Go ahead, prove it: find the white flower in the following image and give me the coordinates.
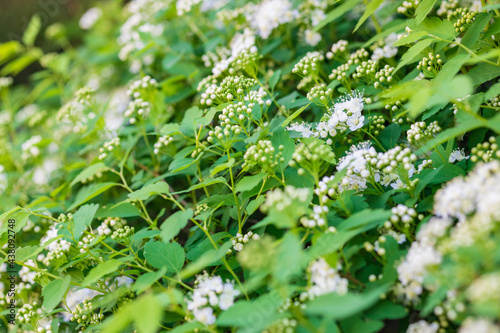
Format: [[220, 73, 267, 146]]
[[459, 318, 500, 333], [246, 0, 299, 39], [79, 7, 102, 30], [406, 320, 439, 333], [449, 148, 469, 163], [307, 258, 348, 297], [304, 29, 322, 46]]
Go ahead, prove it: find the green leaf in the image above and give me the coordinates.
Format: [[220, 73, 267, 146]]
[[458, 13, 492, 53], [16, 245, 45, 262], [468, 63, 500, 86], [83, 259, 123, 286], [315, 0, 362, 31], [216, 293, 285, 332], [95, 202, 142, 218], [70, 163, 107, 187], [144, 241, 185, 274], [171, 177, 228, 194], [365, 301, 408, 320], [170, 322, 206, 333], [354, 0, 384, 32], [235, 173, 266, 193], [415, 0, 437, 24], [394, 38, 434, 73], [270, 129, 295, 168], [133, 294, 163, 333], [181, 241, 232, 279], [68, 182, 118, 211], [281, 102, 311, 129], [305, 284, 390, 319], [269, 69, 281, 91], [132, 267, 167, 294], [42, 276, 71, 311], [160, 209, 194, 242], [73, 203, 99, 240], [22, 15, 41, 47], [379, 124, 401, 149], [273, 233, 304, 283], [128, 181, 170, 201]]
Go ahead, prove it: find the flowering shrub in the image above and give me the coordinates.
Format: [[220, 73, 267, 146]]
[[2, 0, 500, 332]]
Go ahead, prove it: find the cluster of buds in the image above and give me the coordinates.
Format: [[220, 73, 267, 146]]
[[42, 239, 71, 266], [74, 86, 95, 105], [417, 53, 442, 78], [373, 146, 417, 174], [384, 204, 423, 230], [290, 140, 336, 177], [70, 300, 104, 326], [207, 124, 244, 148], [262, 317, 298, 333], [306, 84, 333, 107], [191, 142, 208, 158], [385, 98, 407, 113], [99, 137, 120, 160], [78, 234, 96, 253], [124, 98, 150, 124], [487, 95, 500, 108], [126, 76, 158, 99], [437, 0, 458, 17], [202, 47, 231, 68], [326, 40, 348, 60], [364, 236, 387, 256], [202, 75, 257, 106], [374, 65, 396, 88], [244, 87, 271, 106], [369, 115, 386, 135], [397, 0, 420, 16], [407, 121, 441, 148], [417, 159, 434, 173], [231, 231, 260, 252], [231, 50, 261, 76], [219, 102, 254, 127], [314, 174, 340, 203], [111, 226, 135, 240], [449, 8, 478, 33], [329, 63, 350, 86], [194, 203, 209, 215], [154, 135, 174, 155], [96, 217, 126, 236], [347, 48, 369, 65], [17, 303, 41, 326], [292, 51, 324, 78], [353, 60, 378, 83], [300, 205, 329, 228], [261, 186, 310, 213], [117, 291, 136, 308], [471, 137, 500, 163], [242, 140, 284, 173]]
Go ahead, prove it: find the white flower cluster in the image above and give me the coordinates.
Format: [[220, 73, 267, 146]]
[[337, 141, 376, 192], [187, 273, 240, 325], [231, 231, 260, 252], [449, 148, 469, 163], [0, 76, 13, 89], [307, 258, 348, 298], [371, 33, 399, 62], [406, 320, 439, 333], [209, 29, 258, 78], [373, 146, 419, 189], [79, 7, 102, 30], [246, 0, 299, 39], [118, 0, 168, 65], [99, 137, 120, 160], [21, 135, 42, 160], [287, 91, 366, 141], [385, 204, 422, 229], [458, 317, 500, 333]]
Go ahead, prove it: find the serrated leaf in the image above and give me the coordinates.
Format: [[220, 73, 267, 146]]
[[128, 181, 170, 201], [70, 163, 107, 187], [354, 0, 385, 32], [379, 123, 401, 149], [160, 209, 193, 242], [394, 38, 434, 73], [144, 241, 185, 274], [132, 267, 167, 294], [42, 276, 71, 311], [73, 203, 99, 240], [68, 183, 118, 211], [171, 177, 228, 195], [235, 173, 266, 193], [415, 0, 437, 24], [83, 259, 123, 286]]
